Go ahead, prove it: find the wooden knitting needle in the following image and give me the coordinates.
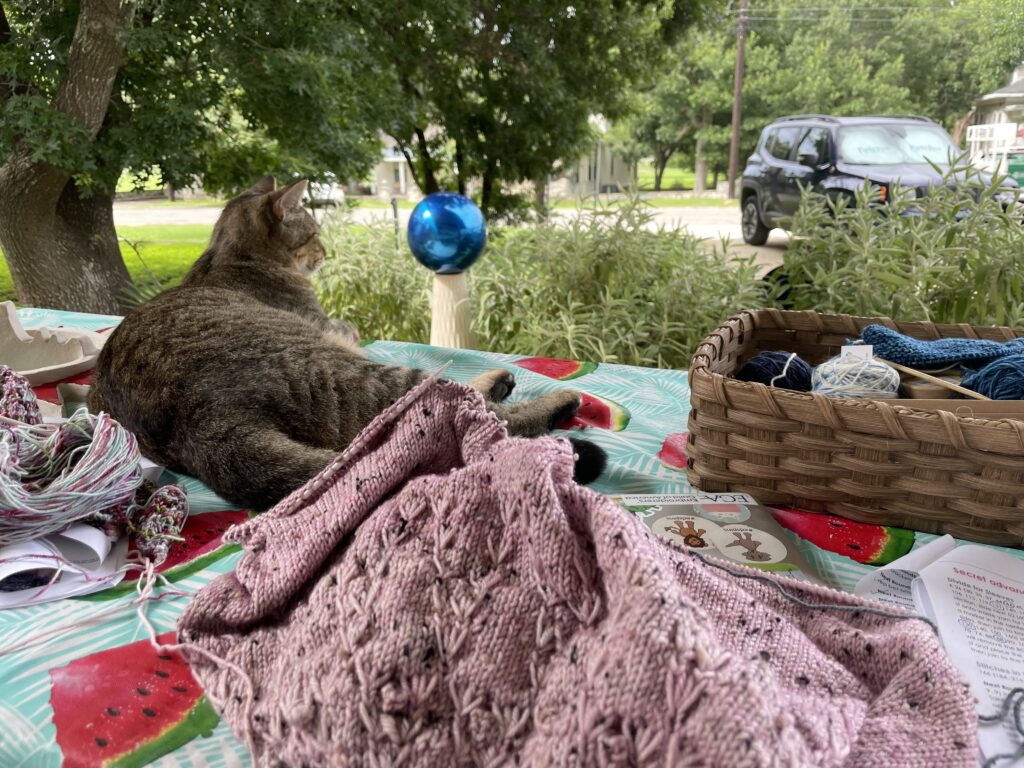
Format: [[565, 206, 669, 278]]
[[875, 357, 991, 401]]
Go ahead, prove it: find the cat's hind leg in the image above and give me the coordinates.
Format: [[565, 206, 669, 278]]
[[189, 426, 337, 511], [490, 390, 581, 438], [469, 368, 516, 402]]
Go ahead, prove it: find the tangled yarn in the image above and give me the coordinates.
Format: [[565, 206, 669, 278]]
[[812, 356, 901, 399], [961, 354, 1024, 400], [736, 351, 813, 391], [861, 325, 1024, 370], [0, 366, 41, 425], [0, 408, 143, 546]]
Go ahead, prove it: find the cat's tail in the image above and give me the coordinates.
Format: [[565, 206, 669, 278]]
[[567, 438, 607, 485]]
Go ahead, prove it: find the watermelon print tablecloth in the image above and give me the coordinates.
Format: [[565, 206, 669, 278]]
[[2, 307, 1022, 767]]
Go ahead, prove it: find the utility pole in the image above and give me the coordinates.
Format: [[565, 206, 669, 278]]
[[726, 0, 748, 199]]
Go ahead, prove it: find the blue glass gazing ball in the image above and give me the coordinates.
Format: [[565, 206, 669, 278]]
[[407, 193, 487, 274]]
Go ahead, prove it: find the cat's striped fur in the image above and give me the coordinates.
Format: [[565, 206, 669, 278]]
[[90, 177, 604, 509]]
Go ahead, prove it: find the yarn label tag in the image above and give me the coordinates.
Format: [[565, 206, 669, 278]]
[[841, 344, 873, 361]]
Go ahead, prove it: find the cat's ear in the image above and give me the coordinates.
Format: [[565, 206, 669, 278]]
[[270, 179, 308, 220], [248, 175, 277, 195]]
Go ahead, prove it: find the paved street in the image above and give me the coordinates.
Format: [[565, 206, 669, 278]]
[[113, 200, 788, 273]]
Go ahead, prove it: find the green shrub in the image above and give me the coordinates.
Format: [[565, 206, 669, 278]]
[[315, 201, 767, 369], [780, 164, 1024, 327], [315, 214, 433, 344]]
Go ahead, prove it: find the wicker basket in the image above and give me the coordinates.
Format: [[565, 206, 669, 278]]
[[687, 308, 1024, 546]]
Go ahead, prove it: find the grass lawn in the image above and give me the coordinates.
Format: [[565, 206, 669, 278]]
[[636, 161, 701, 192], [0, 191, 735, 304], [121, 198, 226, 208], [346, 198, 417, 209], [0, 224, 212, 304]]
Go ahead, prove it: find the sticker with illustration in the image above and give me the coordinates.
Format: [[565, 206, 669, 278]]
[[611, 493, 822, 583]]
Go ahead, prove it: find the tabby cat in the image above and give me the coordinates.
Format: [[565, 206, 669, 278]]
[[90, 176, 605, 510]]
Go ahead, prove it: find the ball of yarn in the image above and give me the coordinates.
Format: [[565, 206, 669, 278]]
[[961, 354, 1024, 400], [0, 408, 143, 546], [0, 366, 41, 425], [735, 351, 813, 392], [811, 356, 901, 399]]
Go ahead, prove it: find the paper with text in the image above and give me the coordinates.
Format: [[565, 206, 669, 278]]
[[853, 534, 956, 609], [911, 546, 1024, 760]]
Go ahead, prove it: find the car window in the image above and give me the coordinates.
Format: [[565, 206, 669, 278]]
[[795, 128, 830, 166], [837, 124, 957, 165], [766, 127, 803, 161]]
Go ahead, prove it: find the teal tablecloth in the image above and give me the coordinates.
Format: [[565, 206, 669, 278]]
[[1, 307, 1020, 767]]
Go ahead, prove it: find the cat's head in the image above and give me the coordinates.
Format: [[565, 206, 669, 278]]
[[212, 175, 326, 277]]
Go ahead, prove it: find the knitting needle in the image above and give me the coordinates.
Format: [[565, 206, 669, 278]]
[[875, 358, 991, 401]]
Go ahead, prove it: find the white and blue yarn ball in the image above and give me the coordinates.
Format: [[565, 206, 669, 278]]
[[811, 356, 901, 399]]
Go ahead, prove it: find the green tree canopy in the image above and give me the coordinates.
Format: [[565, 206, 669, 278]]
[[618, 0, 1024, 190], [0, 0, 392, 311], [1, 0, 707, 310], [354, 1, 704, 216]]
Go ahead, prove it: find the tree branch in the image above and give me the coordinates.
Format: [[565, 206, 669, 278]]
[[391, 135, 425, 193], [0, 1, 14, 107], [1, 0, 131, 200], [414, 126, 439, 194], [52, 0, 133, 140]]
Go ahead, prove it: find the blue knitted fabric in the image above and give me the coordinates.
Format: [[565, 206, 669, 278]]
[[860, 324, 1024, 370]]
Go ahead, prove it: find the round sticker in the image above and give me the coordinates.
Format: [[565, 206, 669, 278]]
[[693, 502, 751, 524], [652, 515, 723, 550], [711, 525, 788, 564]]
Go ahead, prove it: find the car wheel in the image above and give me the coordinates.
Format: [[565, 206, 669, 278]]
[[742, 196, 770, 245]]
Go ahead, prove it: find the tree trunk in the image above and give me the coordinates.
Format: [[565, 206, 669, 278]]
[[0, 0, 132, 312], [653, 149, 672, 191], [480, 161, 496, 218], [694, 112, 711, 193], [712, 168, 720, 189], [454, 138, 467, 196], [414, 127, 440, 195], [533, 175, 548, 219], [694, 149, 708, 193], [0, 182, 128, 312], [951, 107, 976, 147]]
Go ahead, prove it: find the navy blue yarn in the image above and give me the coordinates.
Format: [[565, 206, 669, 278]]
[[861, 325, 1024, 370], [960, 354, 1024, 400], [735, 350, 813, 391]]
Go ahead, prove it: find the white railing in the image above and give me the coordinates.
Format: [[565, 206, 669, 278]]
[[967, 123, 1021, 174]]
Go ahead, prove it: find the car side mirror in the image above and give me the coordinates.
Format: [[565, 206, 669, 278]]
[[798, 151, 819, 168]]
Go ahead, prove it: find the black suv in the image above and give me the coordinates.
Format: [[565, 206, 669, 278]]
[[739, 115, 1013, 244]]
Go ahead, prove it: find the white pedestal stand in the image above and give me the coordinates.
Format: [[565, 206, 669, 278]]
[[430, 272, 475, 349]]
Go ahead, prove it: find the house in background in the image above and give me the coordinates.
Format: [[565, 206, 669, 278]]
[[368, 143, 417, 198], [356, 133, 635, 201], [966, 65, 1024, 176], [548, 140, 637, 198]]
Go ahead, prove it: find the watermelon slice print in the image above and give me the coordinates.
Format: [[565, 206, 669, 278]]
[[49, 631, 218, 768], [558, 392, 631, 432], [770, 506, 915, 565], [513, 357, 597, 381], [658, 432, 688, 470], [81, 509, 247, 602]]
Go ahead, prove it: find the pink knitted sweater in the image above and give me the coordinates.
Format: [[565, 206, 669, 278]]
[[179, 378, 978, 767]]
